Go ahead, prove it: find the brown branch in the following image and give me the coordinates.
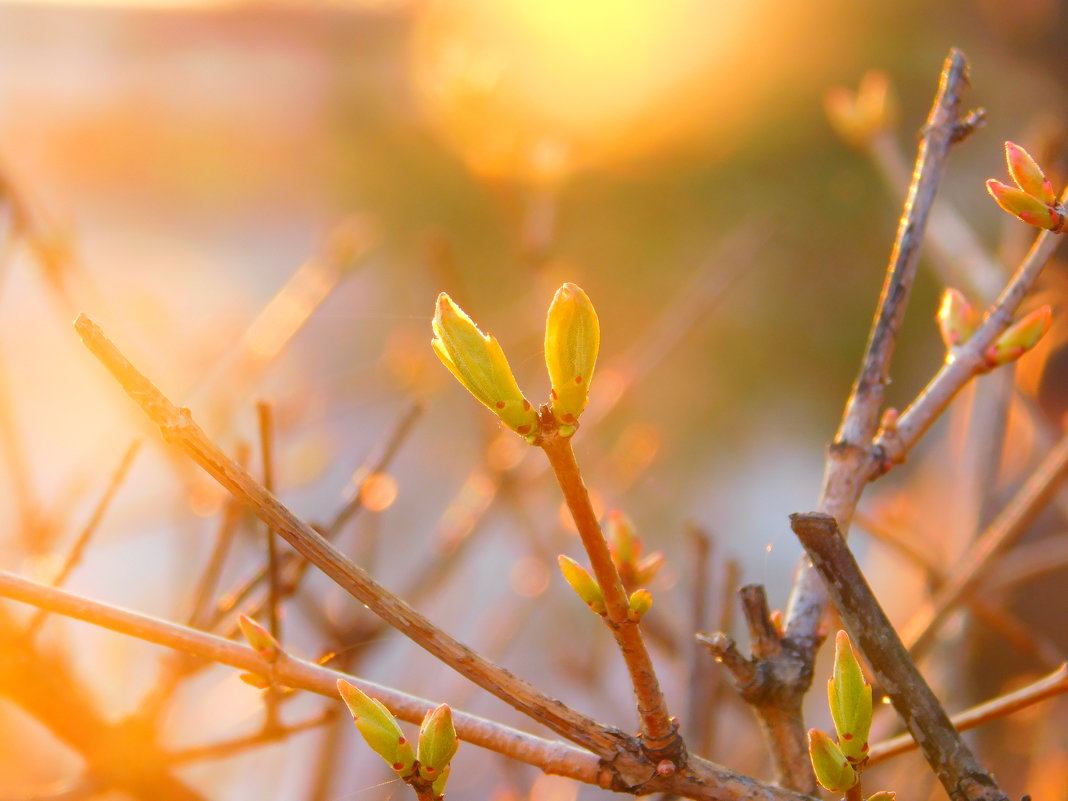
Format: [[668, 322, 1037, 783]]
[[0, 569, 819, 801], [683, 524, 717, 755], [539, 424, 682, 763], [786, 47, 973, 648], [72, 313, 634, 763], [790, 512, 1010, 801], [700, 586, 814, 790], [867, 662, 1068, 766], [874, 225, 1063, 467], [900, 428, 1068, 658]]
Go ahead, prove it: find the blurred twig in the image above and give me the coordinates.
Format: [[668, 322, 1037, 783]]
[[866, 662, 1068, 766], [0, 569, 819, 801], [25, 440, 141, 638], [900, 429, 1068, 659]]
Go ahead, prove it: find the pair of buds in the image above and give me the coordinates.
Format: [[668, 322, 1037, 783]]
[[338, 681, 458, 800], [807, 631, 895, 800], [987, 142, 1065, 233], [937, 288, 1052, 371], [432, 283, 599, 440]]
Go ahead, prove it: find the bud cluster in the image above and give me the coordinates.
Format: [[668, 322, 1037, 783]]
[[431, 283, 599, 441], [987, 141, 1065, 232], [558, 511, 663, 622], [338, 681, 459, 800], [934, 287, 1051, 371]]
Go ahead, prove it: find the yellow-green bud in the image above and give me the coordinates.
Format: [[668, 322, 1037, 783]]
[[808, 728, 857, 793], [866, 792, 896, 801], [936, 288, 977, 351], [431, 762, 451, 800], [238, 672, 271, 689], [545, 283, 599, 435], [337, 680, 416, 777], [558, 555, 606, 615], [431, 292, 538, 440], [238, 614, 281, 663], [984, 305, 1052, 370], [607, 510, 640, 567], [627, 588, 652, 621], [828, 630, 872, 765], [417, 703, 459, 782]]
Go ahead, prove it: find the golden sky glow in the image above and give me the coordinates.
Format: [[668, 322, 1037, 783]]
[[411, 0, 763, 178]]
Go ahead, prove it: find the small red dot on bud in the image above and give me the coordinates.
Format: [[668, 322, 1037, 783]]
[[843, 733, 853, 740], [398, 737, 407, 745], [656, 759, 676, 777], [516, 424, 531, 435], [523, 400, 531, 410], [496, 401, 505, 409], [424, 766, 437, 775], [550, 389, 558, 400], [392, 763, 404, 770], [562, 413, 575, 423], [861, 742, 869, 752], [575, 375, 584, 384]]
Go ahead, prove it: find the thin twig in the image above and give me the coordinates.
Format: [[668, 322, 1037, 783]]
[[874, 221, 1064, 466], [856, 509, 1065, 668], [866, 662, 1068, 766], [26, 441, 141, 638], [790, 512, 1010, 801], [900, 429, 1068, 658], [0, 569, 819, 801], [72, 314, 640, 765], [166, 709, 337, 765], [786, 47, 973, 647], [256, 400, 281, 643], [683, 524, 716, 754], [538, 422, 682, 763]]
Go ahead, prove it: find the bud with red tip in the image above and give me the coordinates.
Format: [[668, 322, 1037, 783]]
[[417, 703, 459, 783], [238, 614, 281, 663], [627, 589, 653, 621], [337, 680, 416, 778], [983, 305, 1052, 370], [808, 728, 858, 793], [987, 141, 1065, 232]]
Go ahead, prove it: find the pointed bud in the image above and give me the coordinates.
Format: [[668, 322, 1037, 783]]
[[937, 288, 978, 350], [417, 703, 459, 782], [627, 588, 653, 621], [984, 305, 1052, 369], [633, 552, 665, 586], [337, 680, 416, 777], [431, 762, 451, 800], [828, 631, 872, 765], [824, 71, 895, 147], [545, 283, 600, 435], [986, 180, 1065, 231], [238, 614, 281, 663], [607, 510, 641, 569], [557, 555, 606, 615], [808, 729, 857, 793], [866, 793, 897, 801], [431, 293, 538, 440], [1005, 142, 1055, 204], [238, 672, 271, 689]]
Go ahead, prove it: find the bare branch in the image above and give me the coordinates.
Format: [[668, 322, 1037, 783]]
[[0, 569, 820, 801], [790, 512, 1010, 801]]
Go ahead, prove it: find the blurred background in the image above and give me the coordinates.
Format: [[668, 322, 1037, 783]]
[[1, 0, 1066, 799]]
